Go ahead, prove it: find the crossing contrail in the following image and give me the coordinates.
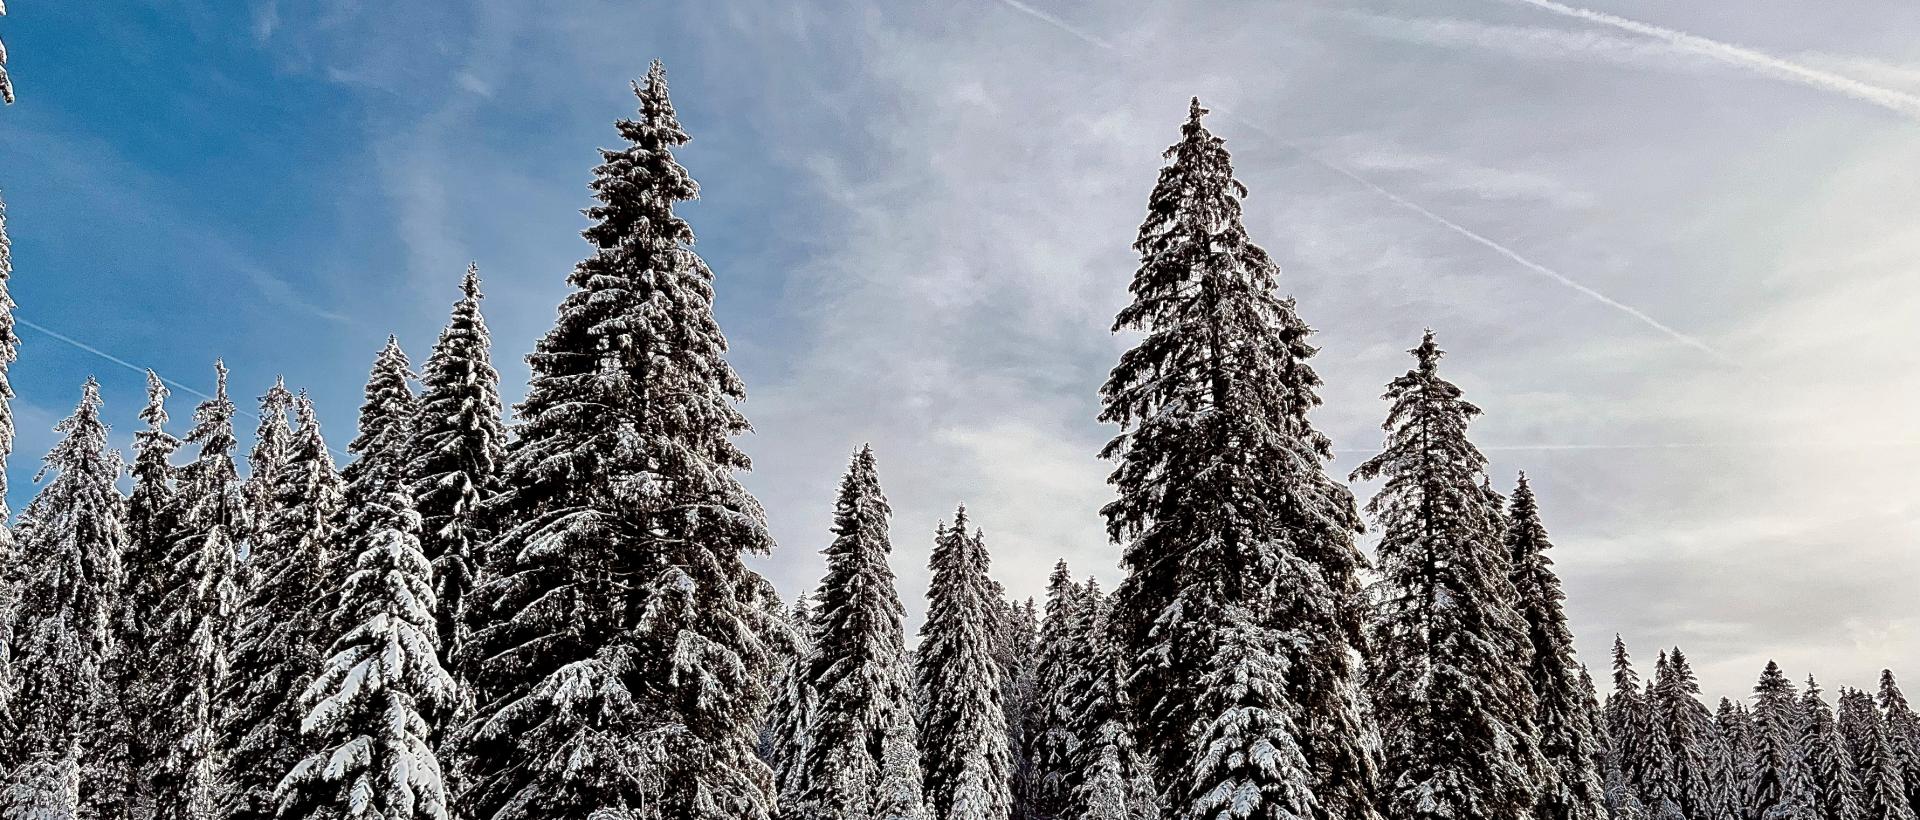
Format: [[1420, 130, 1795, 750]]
[[990, 0, 1732, 363], [1498, 0, 1920, 121], [16, 316, 218, 402]]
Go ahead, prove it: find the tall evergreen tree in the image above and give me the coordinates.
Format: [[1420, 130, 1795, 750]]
[[243, 377, 294, 546], [1858, 712, 1916, 820], [1099, 98, 1375, 820], [1877, 673, 1920, 817], [1027, 562, 1081, 820], [1716, 698, 1758, 820], [408, 263, 505, 676], [1634, 665, 1675, 811], [457, 61, 779, 820], [1607, 637, 1651, 812], [215, 394, 343, 820], [120, 371, 180, 820], [1650, 648, 1714, 817], [1839, 689, 1884, 791], [276, 479, 454, 820], [150, 363, 247, 820], [0, 189, 21, 757], [767, 593, 815, 809], [1751, 662, 1816, 820], [996, 595, 1039, 820], [1061, 580, 1153, 820], [914, 510, 1010, 820], [339, 337, 416, 562], [1804, 677, 1863, 820], [1354, 331, 1544, 820], [790, 446, 920, 820], [1507, 474, 1607, 820], [9, 380, 124, 814]]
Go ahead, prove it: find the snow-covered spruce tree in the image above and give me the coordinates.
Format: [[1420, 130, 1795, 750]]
[[243, 377, 294, 547], [1858, 712, 1917, 820], [790, 446, 921, 820], [1650, 648, 1715, 817], [1635, 666, 1675, 811], [1354, 331, 1545, 820], [1877, 672, 1920, 816], [10, 380, 125, 810], [0, 756, 78, 820], [0, 192, 17, 524], [275, 481, 454, 820], [215, 394, 343, 820], [1716, 698, 1758, 820], [1507, 474, 1607, 820], [1062, 580, 1153, 820], [338, 336, 417, 574], [876, 716, 932, 820], [1803, 677, 1863, 820], [767, 592, 815, 808], [408, 263, 505, 679], [0, 191, 21, 754], [1752, 662, 1816, 820], [914, 510, 1010, 820], [1027, 561, 1081, 820], [120, 370, 181, 820], [997, 595, 1039, 820], [1099, 97, 1375, 820], [455, 61, 779, 820], [1839, 689, 1883, 791], [149, 362, 248, 820]]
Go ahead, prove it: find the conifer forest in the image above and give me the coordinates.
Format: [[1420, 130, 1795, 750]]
[[0, 7, 1916, 820]]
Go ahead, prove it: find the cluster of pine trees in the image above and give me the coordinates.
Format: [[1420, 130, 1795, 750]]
[[0, 57, 1909, 820]]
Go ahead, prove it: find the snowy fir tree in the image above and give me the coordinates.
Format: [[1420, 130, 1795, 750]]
[[1099, 97, 1374, 820], [337, 336, 417, 581], [215, 394, 343, 820], [1634, 661, 1676, 810], [1715, 698, 1758, 820], [274, 483, 454, 820], [1353, 331, 1544, 820], [1506, 474, 1607, 820], [149, 363, 247, 820], [456, 61, 778, 820], [874, 717, 931, 820], [1060, 581, 1152, 820], [1877, 672, 1920, 816], [766, 593, 815, 809], [1838, 689, 1884, 792], [119, 370, 180, 820], [0, 192, 17, 527], [243, 377, 294, 546], [789, 446, 920, 820], [1, 756, 78, 820], [1751, 662, 1816, 820], [1650, 648, 1714, 816], [993, 595, 1037, 820], [914, 511, 1011, 820], [407, 263, 505, 676], [1026, 562, 1081, 820], [9, 380, 124, 815], [1856, 712, 1916, 820], [1803, 678, 1863, 820]]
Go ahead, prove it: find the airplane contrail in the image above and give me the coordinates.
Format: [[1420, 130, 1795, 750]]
[[990, 0, 1732, 363], [16, 316, 218, 403], [1498, 0, 1920, 121]]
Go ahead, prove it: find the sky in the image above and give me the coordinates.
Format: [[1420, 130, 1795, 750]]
[[2, 0, 1919, 702]]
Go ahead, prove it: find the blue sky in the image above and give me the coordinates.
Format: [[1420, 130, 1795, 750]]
[[5, 0, 1920, 700]]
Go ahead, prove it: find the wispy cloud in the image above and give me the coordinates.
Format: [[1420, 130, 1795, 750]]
[[988, 0, 1730, 363], [1496, 0, 1920, 121]]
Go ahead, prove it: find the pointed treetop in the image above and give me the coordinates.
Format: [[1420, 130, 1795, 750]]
[[462, 262, 481, 300], [141, 369, 169, 427], [1414, 328, 1443, 372], [1187, 96, 1206, 123]]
